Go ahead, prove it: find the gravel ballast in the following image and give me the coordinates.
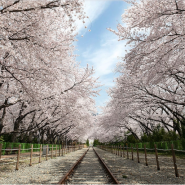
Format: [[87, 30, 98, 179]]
[[0, 148, 87, 184], [95, 147, 185, 184], [1, 147, 185, 184]]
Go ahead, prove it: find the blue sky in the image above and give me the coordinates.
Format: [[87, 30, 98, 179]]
[[74, 0, 129, 113]]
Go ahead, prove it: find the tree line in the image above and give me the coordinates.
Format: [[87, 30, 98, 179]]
[[0, 0, 99, 144], [96, 0, 185, 143]]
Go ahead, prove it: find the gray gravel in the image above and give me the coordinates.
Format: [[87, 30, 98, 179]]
[[95, 147, 185, 184], [1, 147, 185, 184], [69, 148, 112, 184], [0, 148, 87, 184]]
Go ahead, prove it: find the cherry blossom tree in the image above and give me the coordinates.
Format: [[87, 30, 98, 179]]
[[0, 0, 100, 143], [97, 0, 185, 143]]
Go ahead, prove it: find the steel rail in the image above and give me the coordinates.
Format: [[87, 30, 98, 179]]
[[58, 148, 89, 184], [93, 147, 120, 184]]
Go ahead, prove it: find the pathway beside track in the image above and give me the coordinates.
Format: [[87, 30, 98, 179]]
[[95, 147, 185, 184], [0, 147, 185, 184], [0, 148, 87, 184]]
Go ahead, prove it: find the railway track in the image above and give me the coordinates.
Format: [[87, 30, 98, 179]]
[[58, 147, 120, 184]]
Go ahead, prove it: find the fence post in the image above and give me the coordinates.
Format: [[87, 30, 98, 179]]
[[0, 143, 2, 159], [123, 144, 125, 158], [132, 146, 133, 160], [51, 145, 53, 159], [59, 145, 60, 156], [154, 144, 160, 170], [46, 145, 48, 161], [120, 145, 123, 157], [30, 144, 33, 166], [119, 145, 121, 156], [55, 145, 57, 157], [39, 144, 42, 163], [16, 144, 21, 170], [126, 143, 129, 159], [62, 142, 64, 156], [171, 144, 179, 177], [144, 145, 148, 166], [137, 145, 140, 163]]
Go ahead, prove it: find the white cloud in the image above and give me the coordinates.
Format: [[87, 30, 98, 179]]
[[82, 32, 127, 80], [74, 0, 111, 34]]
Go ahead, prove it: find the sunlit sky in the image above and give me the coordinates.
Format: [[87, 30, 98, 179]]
[[74, 0, 129, 113]]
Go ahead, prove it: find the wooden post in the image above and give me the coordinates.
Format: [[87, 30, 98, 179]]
[[51, 145, 53, 159], [16, 144, 21, 170], [154, 144, 160, 170], [118, 145, 120, 156], [59, 145, 61, 156], [39, 144, 42, 163], [46, 145, 48, 161], [118, 145, 121, 156], [131, 146, 133, 160], [171, 144, 179, 177], [29, 144, 33, 166], [0, 143, 2, 159], [144, 145, 148, 166], [121, 145, 122, 157], [55, 145, 57, 157], [137, 145, 140, 163], [126, 143, 129, 159], [123, 144, 125, 158], [62, 142, 63, 156], [64, 143, 66, 154]]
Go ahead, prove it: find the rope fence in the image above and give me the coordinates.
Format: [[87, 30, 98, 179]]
[[0, 143, 84, 170], [99, 144, 181, 177]]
